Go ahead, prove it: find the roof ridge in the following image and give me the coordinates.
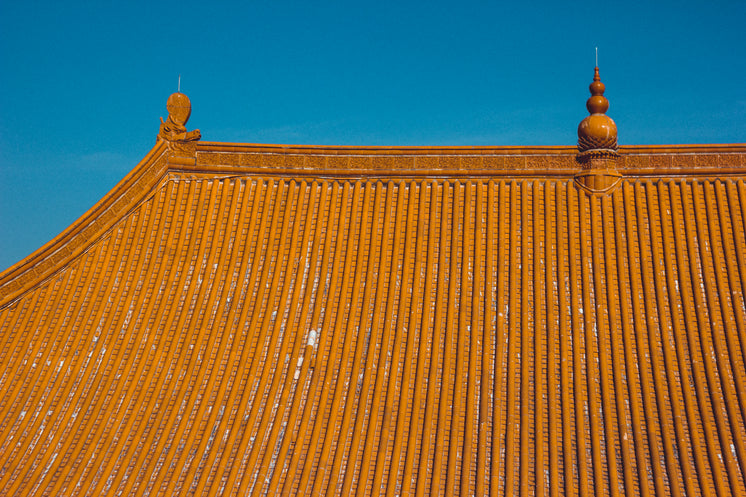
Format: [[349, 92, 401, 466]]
[[0, 142, 171, 307]]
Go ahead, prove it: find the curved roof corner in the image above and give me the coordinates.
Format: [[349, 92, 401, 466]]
[[0, 140, 172, 307]]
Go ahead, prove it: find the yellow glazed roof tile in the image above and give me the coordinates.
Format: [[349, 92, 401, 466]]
[[3, 166, 746, 495], [1, 87, 746, 495]]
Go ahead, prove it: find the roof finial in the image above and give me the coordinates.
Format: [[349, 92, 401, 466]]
[[577, 66, 618, 155], [575, 65, 621, 193], [178, 74, 181, 93], [159, 91, 201, 146]]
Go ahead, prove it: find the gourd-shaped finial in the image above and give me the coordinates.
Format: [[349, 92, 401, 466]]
[[577, 67, 618, 154]]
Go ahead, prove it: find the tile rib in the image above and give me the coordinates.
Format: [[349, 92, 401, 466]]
[[727, 181, 746, 370], [223, 177, 281, 494], [654, 180, 707, 495], [718, 181, 746, 424], [144, 179, 232, 494], [703, 181, 746, 488], [96, 179, 182, 494], [503, 181, 520, 497], [233, 179, 298, 492], [460, 181, 478, 495], [70, 206, 156, 494], [338, 182, 386, 496], [660, 180, 716, 497], [260, 180, 322, 495], [223, 180, 299, 492], [307, 181, 361, 495], [577, 191, 604, 497], [604, 191, 636, 497], [375, 180, 417, 494], [520, 181, 532, 497], [130, 179, 221, 493], [691, 181, 746, 496], [390, 180, 430, 496], [243, 181, 308, 495], [208, 179, 267, 494], [485, 180, 501, 497], [590, 194, 622, 497], [266, 181, 328, 496], [474, 181, 489, 497], [32, 234, 121, 494], [557, 182, 577, 497], [544, 181, 560, 497], [129, 179, 221, 495], [533, 181, 546, 497], [184, 180, 250, 495], [180, 179, 247, 495], [0, 255, 77, 440], [358, 180, 407, 494], [320, 181, 370, 496], [398, 181, 436, 495], [287, 180, 342, 493], [203, 178, 268, 494], [0, 269, 74, 491], [113, 179, 205, 494], [567, 183, 591, 497], [431, 181, 458, 495], [672, 180, 729, 497], [0, 286, 54, 463], [307, 181, 356, 493], [414, 182, 449, 497], [442, 181, 464, 496]]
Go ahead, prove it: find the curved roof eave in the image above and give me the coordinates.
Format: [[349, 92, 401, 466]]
[[2, 140, 746, 308], [0, 140, 171, 307]]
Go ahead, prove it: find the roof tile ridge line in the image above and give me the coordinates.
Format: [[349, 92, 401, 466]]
[[196, 142, 746, 155], [171, 165, 581, 179], [247, 152, 573, 157], [628, 152, 746, 156], [195, 142, 579, 154], [0, 141, 171, 303], [0, 174, 172, 311], [620, 144, 746, 154]]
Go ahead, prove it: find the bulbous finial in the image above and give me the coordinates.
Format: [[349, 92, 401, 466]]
[[586, 67, 609, 114], [166, 92, 192, 126], [577, 67, 618, 155], [159, 92, 201, 144]]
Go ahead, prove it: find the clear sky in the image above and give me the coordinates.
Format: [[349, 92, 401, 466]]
[[1, 0, 745, 272]]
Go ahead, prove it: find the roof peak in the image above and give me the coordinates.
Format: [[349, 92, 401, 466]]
[[158, 92, 201, 147], [577, 66, 618, 156], [587, 66, 609, 113], [574, 66, 621, 193]]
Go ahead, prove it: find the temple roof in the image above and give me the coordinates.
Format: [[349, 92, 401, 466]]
[[1, 77, 746, 495]]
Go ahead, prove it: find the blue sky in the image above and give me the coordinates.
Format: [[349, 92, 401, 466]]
[[1, 0, 745, 271]]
